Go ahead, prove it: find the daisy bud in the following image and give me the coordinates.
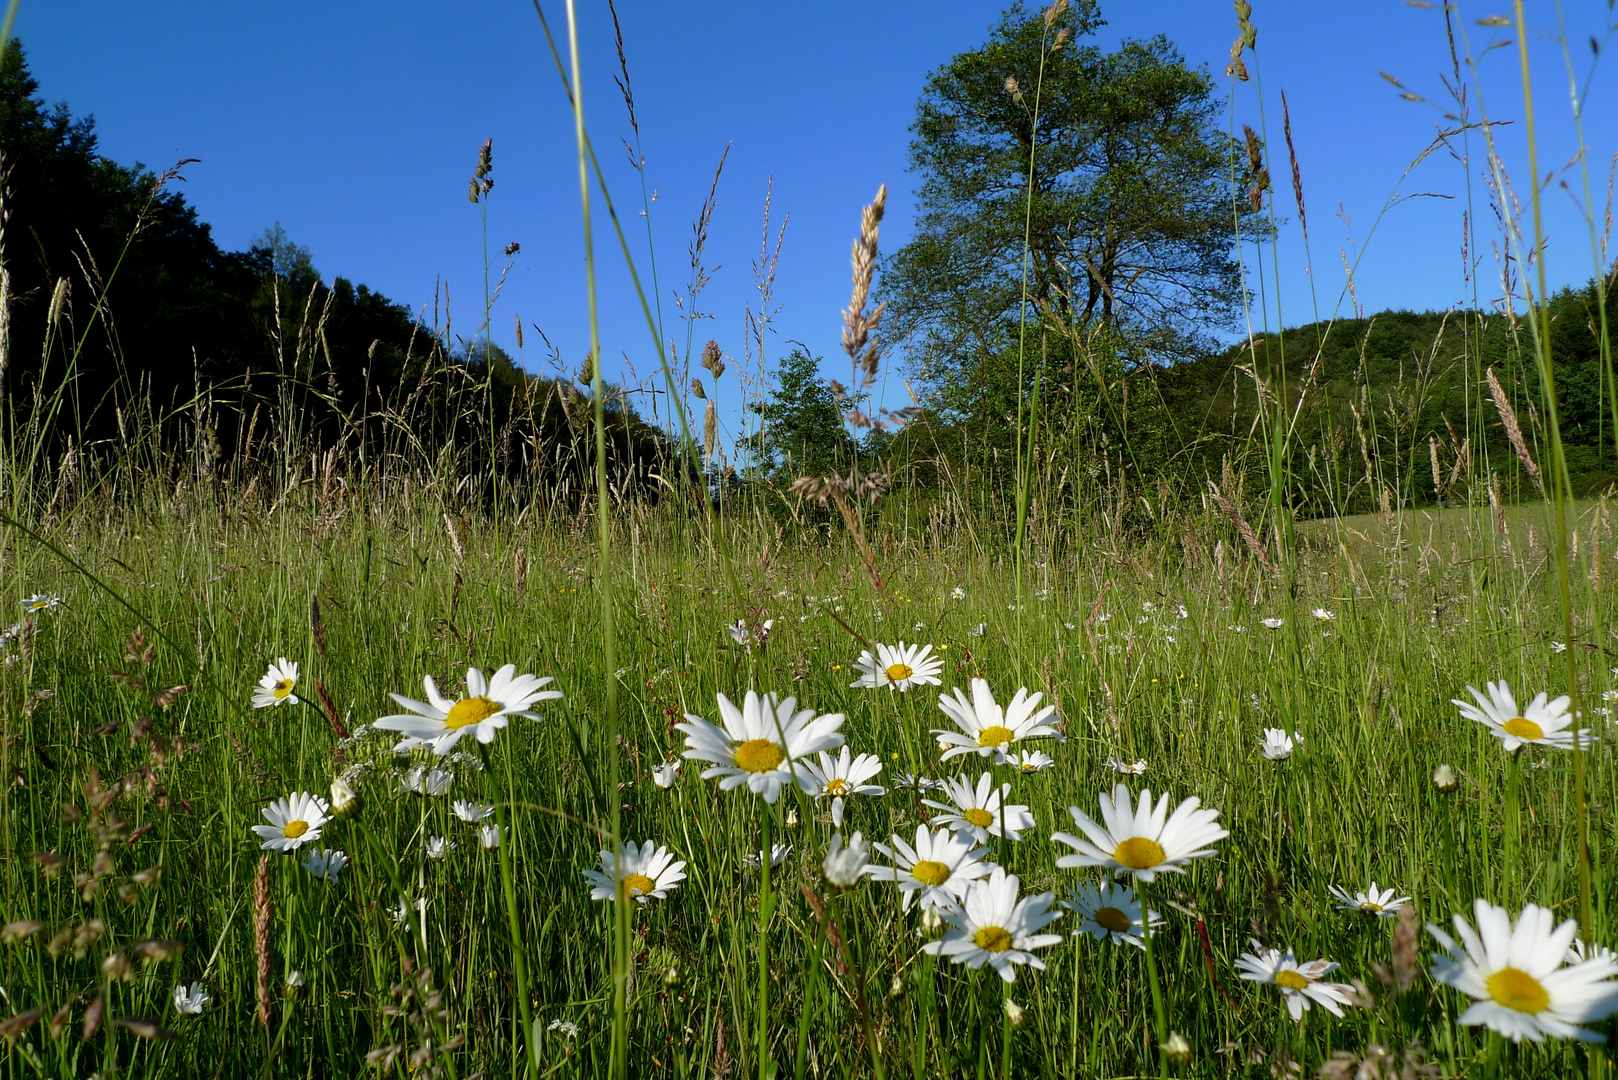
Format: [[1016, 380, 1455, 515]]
[[784, 808, 799, 829], [1002, 998, 1025, 1027], [918, 907, 945, 938], [1163, 1032, 1192, 1064], [888, 975, 905, 999], [662, 965, 681, 987], [1431, 764, 1458, 793], [286, 970, 305, 990], [329, 778, 360, 817]]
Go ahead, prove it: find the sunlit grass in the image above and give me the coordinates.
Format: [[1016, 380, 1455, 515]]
[[0, 486, 1610, 1077]]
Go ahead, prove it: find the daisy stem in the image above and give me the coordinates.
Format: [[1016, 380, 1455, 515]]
[[757, 812, 774, 1080], [480, 743, 538, 1080], [1137, 879, 1169, 1080], [1504, 750, 1520, 887], [791, 901, 828, 1080], [999, 982, 1012, 1080]]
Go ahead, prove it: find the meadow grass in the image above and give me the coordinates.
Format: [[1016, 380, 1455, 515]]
[[0, 480, 1612, 1077]]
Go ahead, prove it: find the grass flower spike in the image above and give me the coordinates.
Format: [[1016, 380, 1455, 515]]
[[802, 747, 885, 826], [1053, 784, 1227, 882], [933, 678, 1058, 760], [1063, 879, 1163, 949], [870, 824, 992, 911], [923, 772, 1035, 843], [1428, 899, 1618, 1042], [850, 641, 943, 691], [378, 664, 561, 755], [676, 690, 844, 803], [923, 866, 1062, 982], [252, 658, 300, 709], [252, 791, 330, 853], [1236, 943, 1358, 1019], [583, 841, 687, 904], [1453, 680, 1592, 752]]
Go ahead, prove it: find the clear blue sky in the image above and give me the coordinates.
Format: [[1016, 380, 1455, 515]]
[[17, 2, 1617, 438]]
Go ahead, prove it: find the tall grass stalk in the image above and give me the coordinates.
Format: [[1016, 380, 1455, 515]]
[[560, 4, 627, 1077]]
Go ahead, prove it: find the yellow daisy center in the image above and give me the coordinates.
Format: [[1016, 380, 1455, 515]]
[[974, 926, 1013, 953], [977, 725, 1015, 747], [963, 808, 995, 828], [621, 873, 656, 898], [1502, 717, 1544, 741], [734, 739, 785, 773], [824, 779, 852, 797], [1358, 901, 1383, 914], [283, 820, 309, 839], [911, 860, 951, 887], [885, 663, 915, 684], [273, 679, 294, 699], [1274, 970, 1311, 991], [1487, 967, 1549, 1014], [446, 696, 502, 730], [1113, 837, 1167, 870], [1095, 906, 1131, 934]]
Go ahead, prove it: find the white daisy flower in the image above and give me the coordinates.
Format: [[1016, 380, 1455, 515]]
[[922, 773, 1035, 844], [1260, 618, 1285, 630], [1063, 878, 1163, 950], [1052, 784, 1228, 883], [802, 748, 886, 827], [968, 623, 987, 637], [252, 792, 330, 853], [479, 823, 501, 849], [675, 691, 845, 804], [548, 1019, 580, 1038], [1105, 757, 1148, 776], [651, 762, 680, 789], [923, 866, 1062, 983], [1259, 728, 1302, 761], [285, 971, 305, 989], [1000, 749, 1055, 774], [933, 678, 1058, 760], [1329, 882, 1410, 919], [822, 832, 873, 889], [390, 895, 427, 927], [20, 593, 62, 614], [850, 641, 943, 692], [301, 847, 349, 882], [398, 767, 454, 797], [1311, 608, 1336, 621], [426, 836, 455, 859], [582, 840, 687, 904], [1453, 681, 1595, 752], [376, 664, 563, 756], [1567, 940, 1617, 966], [252, 658, 300, 709], [728, 619, 774, 651], [951, 587, 966, 600], [1429, 899, 1618, 1042], [743, 843, 793, 871], [870, 824, 992, 911], [452, 800, 493, 823], [892, 771, 944, 792], [172, 982, 208, 1015], [1236, 942, 1357, 1020]]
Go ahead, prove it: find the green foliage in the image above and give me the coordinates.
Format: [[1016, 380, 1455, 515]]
[[748, 348, 855, 481], [887, 1, 1245, 395]]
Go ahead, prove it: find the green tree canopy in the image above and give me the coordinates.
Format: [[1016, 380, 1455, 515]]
[[887, 2, 1245, 400]]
